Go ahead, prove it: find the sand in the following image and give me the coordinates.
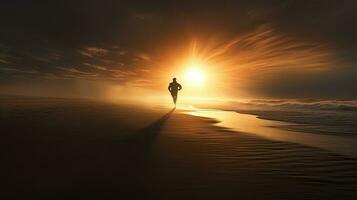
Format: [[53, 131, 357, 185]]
[[2, 96, 357, 199]]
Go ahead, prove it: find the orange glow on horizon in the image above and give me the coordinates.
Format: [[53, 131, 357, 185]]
[[105, 25, 336, 101]]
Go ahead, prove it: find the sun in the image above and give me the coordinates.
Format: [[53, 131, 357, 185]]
[[185, 67, 205, 87]]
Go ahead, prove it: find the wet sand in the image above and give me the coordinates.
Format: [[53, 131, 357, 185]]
[[188, 109, 357, 158], [2, 96, 357, 199]]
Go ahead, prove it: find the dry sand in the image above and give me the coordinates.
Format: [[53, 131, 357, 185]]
[[2, 96, 357, 199]]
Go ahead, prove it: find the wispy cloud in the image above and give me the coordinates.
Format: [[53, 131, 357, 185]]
[[83, 63, 137, 79], [0, 58, 10, 64], [136, 53, 151, 61], [77, 47, 109, 57], [190, 25, 336, 79], [0, 67, 39, 74]]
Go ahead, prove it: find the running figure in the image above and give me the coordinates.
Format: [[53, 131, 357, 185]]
[[168, 78, 182, 105]]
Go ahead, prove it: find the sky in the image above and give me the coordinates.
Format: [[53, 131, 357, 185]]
[[0, 0, 356, 99]]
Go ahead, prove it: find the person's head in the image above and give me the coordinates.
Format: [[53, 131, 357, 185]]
[[173, 78, 177, 82]]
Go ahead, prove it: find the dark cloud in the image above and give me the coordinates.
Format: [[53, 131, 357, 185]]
[[0, 0, 357, 98]]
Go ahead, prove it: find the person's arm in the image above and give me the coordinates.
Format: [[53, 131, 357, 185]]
[[168, 84, 171, 92], [178, 84, 182, 90]]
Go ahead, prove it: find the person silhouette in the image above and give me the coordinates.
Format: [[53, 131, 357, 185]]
[[168, 78, 182, 105]]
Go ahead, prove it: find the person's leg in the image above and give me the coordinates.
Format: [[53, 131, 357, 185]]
[[171, 92, 177, 104], [171, 92, 175, 104], [173, 94, 177, 104]]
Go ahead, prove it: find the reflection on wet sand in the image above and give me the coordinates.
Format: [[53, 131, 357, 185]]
[[186, 108, 357, 158]]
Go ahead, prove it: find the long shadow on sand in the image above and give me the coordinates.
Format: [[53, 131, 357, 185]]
[[119, 107, 175, 158], [89, 108, 176, 199], [136, 107, 175, 139], [117, 107, 175, 150], [31, 108, 176, 200]]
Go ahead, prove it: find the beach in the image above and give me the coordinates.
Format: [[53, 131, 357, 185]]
[[2, 96, 357, 199]]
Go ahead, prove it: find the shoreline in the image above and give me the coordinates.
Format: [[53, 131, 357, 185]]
[[185, 108, 357, 158]]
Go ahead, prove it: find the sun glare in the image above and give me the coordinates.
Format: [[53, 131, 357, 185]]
[[185, 67, 205, 86]]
